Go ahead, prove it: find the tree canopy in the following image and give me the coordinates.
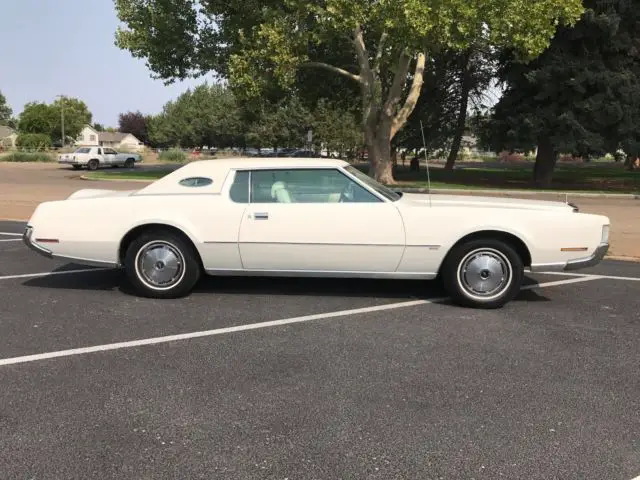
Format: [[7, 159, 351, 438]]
[[149, 83, 243, 148], [484, 0, 640, 183], [18, 97, 92, 144], [119, 110, 150, 144], [115, 0, 585, 182], [0, 90, 13, 126]]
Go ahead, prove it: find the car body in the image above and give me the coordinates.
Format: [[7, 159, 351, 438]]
[[58, 147, 142, 170], [23, 158, 610, 308]]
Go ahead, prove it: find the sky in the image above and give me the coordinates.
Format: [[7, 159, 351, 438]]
[[1, 0, 214, 127]]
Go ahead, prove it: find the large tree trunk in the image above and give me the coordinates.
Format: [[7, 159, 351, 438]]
[[366, 124, 394, 184], [307, 29, 425, 183], [533, 136, 558, 187], [445, 51, 473, 171]]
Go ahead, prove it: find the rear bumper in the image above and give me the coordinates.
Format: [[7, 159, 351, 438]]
[[23, 226, 53, 258], [530, 243, 609, 272]]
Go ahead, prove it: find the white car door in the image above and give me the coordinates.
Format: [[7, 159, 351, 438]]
[[102, 147, 117, 165], [237, 167, 406, 273]]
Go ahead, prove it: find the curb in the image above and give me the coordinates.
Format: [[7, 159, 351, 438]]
[[79, 175, 154, 183]]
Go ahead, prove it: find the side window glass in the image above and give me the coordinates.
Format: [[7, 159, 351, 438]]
[[97, 148, 102, 155], [229, 170, 249, 203], [249, 169, 381, 203]]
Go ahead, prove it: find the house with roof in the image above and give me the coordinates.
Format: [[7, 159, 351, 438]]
[[75, 124, 145, 152], [0, 125, 18, 149]]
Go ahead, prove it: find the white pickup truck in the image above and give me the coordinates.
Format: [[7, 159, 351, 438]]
[[58, 147, 142, 170]]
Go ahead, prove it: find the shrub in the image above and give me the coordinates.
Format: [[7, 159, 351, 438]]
[[15, 133, 52, 150], [158, 148, 187, 162], [1, 152, 55, 162]]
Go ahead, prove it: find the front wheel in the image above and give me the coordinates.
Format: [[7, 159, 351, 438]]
[[441, 238, 524, 309], [124, 158, 135, 169], [124, 230, 202, 298]]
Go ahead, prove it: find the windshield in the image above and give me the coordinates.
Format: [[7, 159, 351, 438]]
[[344, 165, 402, 201]]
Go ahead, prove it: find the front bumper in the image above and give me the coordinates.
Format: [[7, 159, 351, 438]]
[[564, 242, 609, 270], [23, 226, 53, 258], [530, 243, 609, 272]]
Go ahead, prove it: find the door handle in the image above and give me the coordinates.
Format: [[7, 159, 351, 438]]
[[253, 212, 269, 220]]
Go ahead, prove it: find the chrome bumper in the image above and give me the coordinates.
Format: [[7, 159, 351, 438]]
[[564, 243, 609, 270], [23, 226, 53, 258], [530, 243, 609, 272]]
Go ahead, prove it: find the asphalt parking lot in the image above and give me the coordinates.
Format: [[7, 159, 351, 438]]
[[0, 220, 639, 480]]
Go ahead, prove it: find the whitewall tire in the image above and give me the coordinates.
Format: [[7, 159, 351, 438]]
[[124, 229, 201, 298], [441, 238, 524, 309]]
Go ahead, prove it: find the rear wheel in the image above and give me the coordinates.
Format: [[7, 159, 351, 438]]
[[124, 230, 202, 298], [441, 238, 524, 309], [87, 159, 99, 171]]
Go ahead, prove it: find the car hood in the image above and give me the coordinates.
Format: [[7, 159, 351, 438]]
[[399, 192, 576, 212]]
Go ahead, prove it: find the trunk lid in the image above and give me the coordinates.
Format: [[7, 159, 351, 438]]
[[67, 189, 138, 200]]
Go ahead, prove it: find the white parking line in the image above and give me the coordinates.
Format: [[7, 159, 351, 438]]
[[0, 232, 22, 236], [0, 268, 112, 281], [0, 239, 21, 243], [0, 276, 600, 367], [539, 271, 640, 282]]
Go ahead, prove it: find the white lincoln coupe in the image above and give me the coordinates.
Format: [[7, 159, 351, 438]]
[[23, 158, 610, 308]]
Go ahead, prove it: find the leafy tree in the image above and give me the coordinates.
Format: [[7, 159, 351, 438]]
[[118, 110, 149, 143], [244, 95, 312, 150], [0, 90, 12, 126], [93, 123, 105, 132], [51, 97, 92, 143], [311, 99, 362, 158], [18, 102, 57, 136], [149, 84, 244, 148], [115, 0, 584, 183], [396, 52, 475, 161], [19, 98, 91, 144], [15, 133, 52, 150], [486, 0, 640, 185]]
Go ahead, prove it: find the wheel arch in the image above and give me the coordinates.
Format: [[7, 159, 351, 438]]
[[438, 229, 532, 273], [118, 222, 204, 269]]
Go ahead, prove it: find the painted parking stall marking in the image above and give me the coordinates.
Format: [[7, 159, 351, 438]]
[[0, 231, 23, 242], [0, 276, 602, 367], [539, 270, 640, 282], [0, 268, 113, 282]]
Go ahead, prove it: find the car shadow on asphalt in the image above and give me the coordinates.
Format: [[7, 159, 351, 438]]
[[21, 263, 551, 303]]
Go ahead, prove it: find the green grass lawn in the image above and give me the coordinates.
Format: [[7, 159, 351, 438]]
[[85, 162, 639, 194], [84, 170, 171, 181], [387, 163, 639, 193]]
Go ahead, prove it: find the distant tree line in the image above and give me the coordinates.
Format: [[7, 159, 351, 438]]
[[4, 0, 640, 184]]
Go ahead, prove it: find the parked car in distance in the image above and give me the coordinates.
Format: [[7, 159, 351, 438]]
[[58, 147, 142, 170], [24, 157, 610, 308]]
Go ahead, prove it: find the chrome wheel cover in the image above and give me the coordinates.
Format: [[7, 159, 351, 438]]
[[134, 241, 186, 291], [457, 248, 513, 301]]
